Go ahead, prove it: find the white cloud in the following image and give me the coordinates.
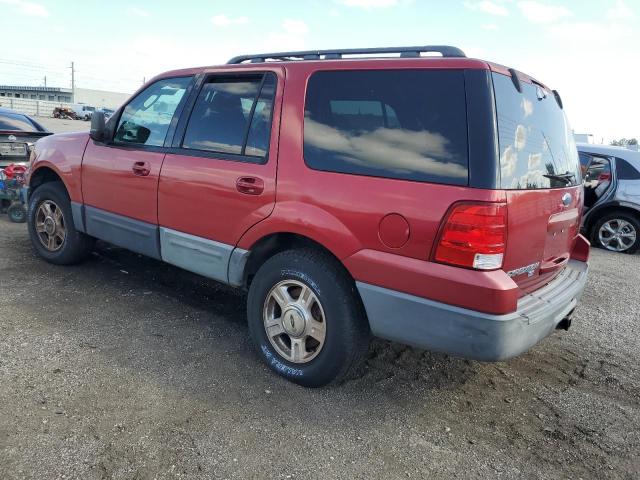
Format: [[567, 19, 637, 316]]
[[337, 0, 399, 8], [211, 14, 249, 27], [282, 19, 309, 35], [263, 19, 310, 51], [517, 1, 572, 23], [481, 23, 499, 30], [607, 0, 635, 21], [464, 1, 509, 16], [0, 0, 48, 17], [521, 97, 533, 117], [127, 7, 150, 17]]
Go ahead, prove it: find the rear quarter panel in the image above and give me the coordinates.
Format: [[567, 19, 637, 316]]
[[237, 60, 519, 313]]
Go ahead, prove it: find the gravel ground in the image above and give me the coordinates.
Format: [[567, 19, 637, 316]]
[[0, 216, 638, 479], [36, 117, 90, 134]]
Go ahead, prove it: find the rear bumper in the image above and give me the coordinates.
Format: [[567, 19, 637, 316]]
[[357, 259, 588, 361]]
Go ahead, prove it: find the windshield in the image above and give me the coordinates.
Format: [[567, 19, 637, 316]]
[[493, 72, 581, 189]]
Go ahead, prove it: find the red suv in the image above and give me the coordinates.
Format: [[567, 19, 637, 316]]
[[26, 46, 589, 387]]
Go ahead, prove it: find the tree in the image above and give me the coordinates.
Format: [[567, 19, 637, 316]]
[[611, 138, 638, 146]]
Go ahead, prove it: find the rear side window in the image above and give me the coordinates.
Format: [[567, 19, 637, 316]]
[[616, 158, 640, 180], [182, 73, 276, 160], [493, 73, 581, 189], [0, 112, 36, 131], [304, 70, 469, 185]]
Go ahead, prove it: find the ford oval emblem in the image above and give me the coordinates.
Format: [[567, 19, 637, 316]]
[[8, 134, 17, 141], [561, 192, 572, 207]]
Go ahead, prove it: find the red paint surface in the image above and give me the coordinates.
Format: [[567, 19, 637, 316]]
[[157, 66, 285, 245], [378, 213, 410, 249], [81, 141, 165, 224], [29, 132, 89, 203]]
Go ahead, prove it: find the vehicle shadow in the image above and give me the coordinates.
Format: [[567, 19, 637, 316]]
[[87, 242, 480, 396]]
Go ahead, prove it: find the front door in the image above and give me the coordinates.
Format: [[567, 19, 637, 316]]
[[81, 76, 193, 258], [157, 68, 283, 283]]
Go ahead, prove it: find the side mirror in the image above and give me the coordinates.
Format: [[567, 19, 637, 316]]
[[89, 111, 106, 141]]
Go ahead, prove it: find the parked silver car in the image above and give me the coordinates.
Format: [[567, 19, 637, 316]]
[[578, 143, 640, 253]]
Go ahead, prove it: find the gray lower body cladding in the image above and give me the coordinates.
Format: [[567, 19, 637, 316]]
[[159, 227, 247, 286], [71, 203, 248, 285], [357, 259, 588, 361]]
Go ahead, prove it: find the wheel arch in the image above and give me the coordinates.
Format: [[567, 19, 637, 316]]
[[585, 202, 640, 233], [29, 165, 68, 196], [241, 232, 357, 290]]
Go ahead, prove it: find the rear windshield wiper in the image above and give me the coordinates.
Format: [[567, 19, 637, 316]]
[[543, 172, 575, 185]]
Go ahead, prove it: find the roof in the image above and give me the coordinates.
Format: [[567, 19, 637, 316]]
[[577, 143, 640, 165], [155, 57, 491, 82]]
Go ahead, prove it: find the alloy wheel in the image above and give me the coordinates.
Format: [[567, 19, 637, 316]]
[[35, 200, 66, 252], [263, 279, 327, 364], [598, 219, 637, 252]]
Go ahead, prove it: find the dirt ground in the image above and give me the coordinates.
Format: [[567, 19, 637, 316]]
[[0, 214, 639, 480]]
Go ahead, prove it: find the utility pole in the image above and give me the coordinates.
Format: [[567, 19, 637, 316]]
[[70, 61, 75, 102], [43, 75, 47, 87]]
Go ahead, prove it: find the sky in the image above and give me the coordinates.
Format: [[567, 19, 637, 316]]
[[0, 0, 637, 142]]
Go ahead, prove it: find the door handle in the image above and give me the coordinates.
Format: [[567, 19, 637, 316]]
[[132, 161, 150, 177], [236, 176, 264, 195]]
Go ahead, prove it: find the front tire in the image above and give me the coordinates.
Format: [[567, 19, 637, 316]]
[[27, 182, 94, 265], [591, 211, 640, 253], [247, 248, 370, 387]]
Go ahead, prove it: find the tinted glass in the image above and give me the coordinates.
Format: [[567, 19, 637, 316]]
[[493, 73, 581, 189], [183, 74, 275, 158], [0, 112, 36, 131], [114, 77, 191, 146], [616, 158, 640, 180], [245, 75, 276, 157], [304, 70, 469, 185]]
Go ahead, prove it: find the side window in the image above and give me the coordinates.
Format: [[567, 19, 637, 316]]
[[182, 73, 276, 160], [114, 77, 191, 147], [303, 69, 469, 185], [585, 157, 611, 185], [616, 157, 640, 180]]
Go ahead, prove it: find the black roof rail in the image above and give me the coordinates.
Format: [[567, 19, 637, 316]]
[[227, 45, 466, 64]]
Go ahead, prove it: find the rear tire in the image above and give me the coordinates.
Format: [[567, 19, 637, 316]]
[[247, 248, 370, 387], [27, 182, 95, 265], [591, 211, 640, 254]]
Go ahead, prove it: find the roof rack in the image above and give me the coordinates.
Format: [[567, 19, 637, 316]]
[[227, 45, 466, 64]]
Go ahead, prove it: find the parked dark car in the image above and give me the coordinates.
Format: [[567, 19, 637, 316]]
[[0, 108, 52, 168]]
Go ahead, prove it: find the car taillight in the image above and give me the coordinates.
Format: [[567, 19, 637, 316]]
[[597, 172, 611, 182], [434, 202, 507, 270]]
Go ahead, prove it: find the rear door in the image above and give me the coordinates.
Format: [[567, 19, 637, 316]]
[[492, 72, 583, 291], [157, 68, 283, 282]]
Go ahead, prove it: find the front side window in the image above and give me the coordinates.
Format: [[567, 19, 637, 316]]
[[182, 73, 276, 159], [114, 76, 191, 147], [304, 70, 469, 185]]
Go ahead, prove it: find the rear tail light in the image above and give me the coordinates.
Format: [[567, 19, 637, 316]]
[[434, 202, 507, 270], [597, 172, 611, 182]]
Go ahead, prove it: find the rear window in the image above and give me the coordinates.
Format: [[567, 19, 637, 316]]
[[304, 70, 469, 185], [493, 72, 581, 189], [0, 112, 36, 131]]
